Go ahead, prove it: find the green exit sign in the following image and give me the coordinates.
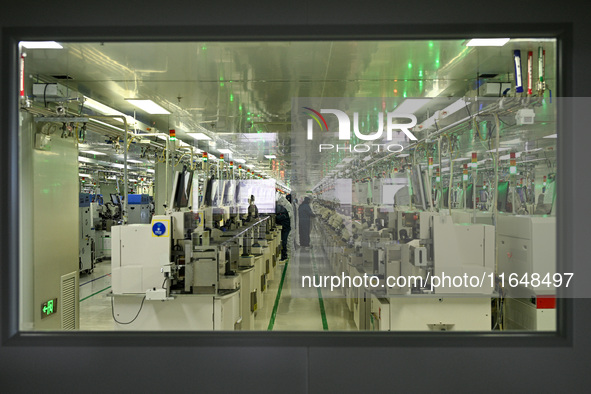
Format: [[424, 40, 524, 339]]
[[41, 298, 57, 319]]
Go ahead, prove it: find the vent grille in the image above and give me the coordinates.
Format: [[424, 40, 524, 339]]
[[60, 272, 78, 330]]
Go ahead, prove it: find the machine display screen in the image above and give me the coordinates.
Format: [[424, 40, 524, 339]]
[[235, 179, 276, 213]]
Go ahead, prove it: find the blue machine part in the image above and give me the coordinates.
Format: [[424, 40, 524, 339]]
[[513, 50, 524, 93], [79, 193, 91, 207], [128, 194, 150, 205]]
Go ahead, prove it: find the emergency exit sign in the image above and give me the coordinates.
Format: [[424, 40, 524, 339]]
[[41, 298, 57, 319]]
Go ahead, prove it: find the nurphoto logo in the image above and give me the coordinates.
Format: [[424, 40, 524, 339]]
[[303, 107, 417, 153]]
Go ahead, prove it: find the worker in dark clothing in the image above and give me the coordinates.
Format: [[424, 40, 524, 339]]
[[298, 196, 315, 247], [276, 193, 292, 261]]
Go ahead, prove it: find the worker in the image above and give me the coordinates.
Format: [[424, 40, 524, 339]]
[[298, 196, 315, 248], [247, 194, 259, 220], [275, 193, 293, 261]]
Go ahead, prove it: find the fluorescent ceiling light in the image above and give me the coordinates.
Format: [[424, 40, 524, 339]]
[[524, 148, 543, 153], [397, 153, 410, 157], [485, 147, 511, 153], [89, 118, 124, 132], [187, 133, 212, 140], [500, 138, 521, 145], [147, 169, 155, 173], [79, 173, 92, 178], [111, 163, 125, 169], [465, 38, 510, 47], [452, 157, 470, 162], [81, 150, 107, 156], [543, 134, 557, 139], [84, 97, 135, 124], [126, 159, 143, 164], [218, 149, 233, 154], [125, 99, 171, 115], [391, 99, 431, 114], [234, 158, 246, 163], [20, 41, 63, 49], [107, 176, 116, 180], [264, 154, 276, 159], [78, 156, 93, 163]]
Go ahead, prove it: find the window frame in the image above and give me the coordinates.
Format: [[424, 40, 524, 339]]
[[0, 23, 573, 348]]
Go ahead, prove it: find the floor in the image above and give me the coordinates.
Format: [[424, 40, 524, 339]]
[[79, 224, 356, 331]]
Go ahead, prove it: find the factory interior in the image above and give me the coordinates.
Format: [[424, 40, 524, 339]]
[[18, 37, 559, 333]]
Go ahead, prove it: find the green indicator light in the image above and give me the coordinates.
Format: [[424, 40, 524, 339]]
[[239, 105, 243, 111], [257, 114, 261, 117], [230, 94, 234, 102], [220, 77, 224, 81], [201, 46, 207, 50], [408, 62, 412, 69], [247, 112, 251, 115], [169, 137, 176, 141], [247, 117, 251, 121], [403, 91, 407, 98], [428, 41, 434, 48], [435, 59, 440, 65], [220, 82, 224, 87], [419, 70, 423, 77]]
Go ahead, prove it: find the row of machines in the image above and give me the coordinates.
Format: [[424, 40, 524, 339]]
[[79, 192, 154, 274], [110, 170, 282, 330], [314, 189, 556, 331]]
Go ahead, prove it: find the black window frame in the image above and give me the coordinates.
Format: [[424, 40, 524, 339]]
[[0, 23, 573, 348]]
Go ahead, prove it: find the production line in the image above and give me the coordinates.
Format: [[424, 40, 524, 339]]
[[17, 38, 560, 333]]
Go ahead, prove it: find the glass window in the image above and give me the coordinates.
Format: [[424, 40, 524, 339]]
[[18, 38, 562, 333]]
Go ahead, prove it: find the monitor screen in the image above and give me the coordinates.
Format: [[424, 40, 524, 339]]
[[172, 170, 193, 209], [410, 165, 430, 210], [236, 179, 276, 213], [465, 184, 474, 209], [497, 181, 510, 212]]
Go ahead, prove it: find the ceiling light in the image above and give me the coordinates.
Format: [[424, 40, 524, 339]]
[[452, 157, 470, 162], [218, 149, 233, 154], [264, 155, 276, 159], [485, 147, 511, 153], [500, 138, 522, 145], [20, 41, 63, 49], [524, 148, 543, 153], [234, 158, 246, 163], [397, 153, 410, 157], [125, 99, 171, 115], [81, 150, 107, 156], [543, 134, 557, 139], [126, 159, 143, 164], [79, 173, 92, 178], [147, 169, 155, 173], [89, 118, 124, 132], [465, 38, 510, 47], [78, 156, 93, 163], [391, 99, 431, 114], [187, 133, 212, 140]]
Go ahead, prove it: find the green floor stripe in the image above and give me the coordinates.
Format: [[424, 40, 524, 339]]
[[80, 286, 111, 302], [267, 259, 289, 331], [310, 248, 329, 331]]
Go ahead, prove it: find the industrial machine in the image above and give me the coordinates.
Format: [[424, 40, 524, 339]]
[[111, 169, 281, 330], [79, 193, 96, 274], [127, 194, 152, 224]]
